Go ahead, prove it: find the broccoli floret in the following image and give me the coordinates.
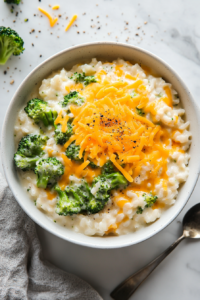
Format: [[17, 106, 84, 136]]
[[102, 161, 116, 174], [14, 154, 38, 171], [84, 76, 97, 86], [54, 122, 73, 145], [135, 194, 157, 215], [71, 72, 85, 82], [143, 193, 158, 207], [65, 143, 99, 168], [4, 0, 21, 4], [136, 107, 145, 116], [70, 72, 97, 86], [14, 134, 48, 171], [107, 172, 128, 190], [86, 198, 105, 214], [24, 98, 57, 127], [88, 161, 99, 169], [56, 172, 128, 215], [17, 134, 48, 157], [65, 143, 82, 161], [0, 26, 24, 65], [55, 186, 75, 215], [55, 182, 90, 215], [136, 206, 143, 214], [87, 180, 109, 213], [35, 157, 64, 188], [87, 172, 128, 214], [62, 91, 85, 107], [91, 176, 111, 202]]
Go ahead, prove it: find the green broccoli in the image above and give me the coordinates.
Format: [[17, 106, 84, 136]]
[[55, 186, 78, 216], [86, 198, 105, 214], [87, 172, 128, 214], [62, 91, 85, 107], [71, 72, 85, 83], [143, 193, 158, 207], [107, 172, 128, 190], [4, 0, 21, 4], [14, 154, 39, 171], [35, 157, 64, 188], [70, 72, 97, 86], [0, 26, 24, 65], [136, 107, 145, 116], [102, 161, 116, 174], [87, 179, 110, 214], [65, 143, 82, 161], [84, 75, 97, 86], [55, 172, 128, 215], [91, 176, 111, 202], [24, 99, 57, 127], [54, 122, 73, 145], [65, 143, 99, 168], [88, 161, 99, 169], [17, 134, 48, 157], [136, 206, 143, 214], [14, 134, 48, 171], [55, 182, 90, 216]]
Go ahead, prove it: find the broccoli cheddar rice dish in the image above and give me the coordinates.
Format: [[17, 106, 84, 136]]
[[14, 58, 191, 236]]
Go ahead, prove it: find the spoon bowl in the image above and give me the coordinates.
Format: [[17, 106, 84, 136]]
[[183, 203, 200, 238]]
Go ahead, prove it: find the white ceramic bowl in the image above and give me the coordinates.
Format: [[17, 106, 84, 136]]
[[2, 42, 200, 249]]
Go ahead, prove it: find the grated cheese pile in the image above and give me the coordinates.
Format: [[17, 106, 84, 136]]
[[54, 63, 185, 192]]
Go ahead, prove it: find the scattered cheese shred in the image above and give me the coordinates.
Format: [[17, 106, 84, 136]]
[[38, 7, 58, 27], [52, 5, 60, 10], [65, 14, 78, 31]]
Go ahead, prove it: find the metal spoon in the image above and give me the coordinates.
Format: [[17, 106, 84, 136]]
[[111, 203, 200, 300]]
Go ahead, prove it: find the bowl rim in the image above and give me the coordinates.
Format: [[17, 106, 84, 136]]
[[2, 41, 200, 249]]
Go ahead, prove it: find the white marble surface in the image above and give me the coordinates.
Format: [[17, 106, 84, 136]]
[[1, 0, 200, 299]]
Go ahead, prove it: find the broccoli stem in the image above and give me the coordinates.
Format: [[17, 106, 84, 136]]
[[54, 185, 68, 201], [0, 38, 14, 65], [37, 175, 49, 189], [52, 111, 58, 121], [45, 111, 53, 125], [41, 113, 49, 127]]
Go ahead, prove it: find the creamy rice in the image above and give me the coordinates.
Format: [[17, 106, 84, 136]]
[[14, 58, 191, 236]]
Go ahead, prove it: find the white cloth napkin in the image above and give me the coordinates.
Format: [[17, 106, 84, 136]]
[[0, 173, 103, 300]]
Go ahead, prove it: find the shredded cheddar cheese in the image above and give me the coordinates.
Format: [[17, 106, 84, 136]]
[[57, 62, 180, 185], [65, 14, 78, 31], [38, 7, 58, 27], [52, 5, 60, 10]]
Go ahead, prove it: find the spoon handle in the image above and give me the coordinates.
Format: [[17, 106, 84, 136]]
[[110, 235, 185, 300]]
